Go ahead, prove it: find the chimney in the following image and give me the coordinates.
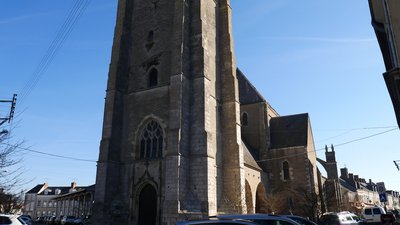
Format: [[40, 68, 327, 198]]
[[71, 181, 77, 189], [354, 175, 359, 181], [341, 168, 349, 179]]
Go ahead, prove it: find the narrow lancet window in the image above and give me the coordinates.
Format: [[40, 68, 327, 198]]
[[283, 161, 290, 181], [149, 68, 158, 87]]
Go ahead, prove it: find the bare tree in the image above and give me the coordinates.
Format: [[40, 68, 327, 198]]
[[0, 122, 29, 214], [295, 186, 321, 221], [264, 191, 287, 214], [0, 189, 24, 213], [0, 129, 25, 192]]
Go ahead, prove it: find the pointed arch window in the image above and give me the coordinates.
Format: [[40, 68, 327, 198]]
[[282, 161, 290, 181], [149, 68, 158, 87], [139, 120, 163, 159]]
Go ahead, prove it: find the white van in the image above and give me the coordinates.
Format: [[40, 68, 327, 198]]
[[362, 206, 386, 223]]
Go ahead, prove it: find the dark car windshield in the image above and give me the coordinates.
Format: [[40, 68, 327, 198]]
[[0, 216, 12, 224]]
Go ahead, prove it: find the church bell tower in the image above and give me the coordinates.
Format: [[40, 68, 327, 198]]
[[93, 0, 245, 224]]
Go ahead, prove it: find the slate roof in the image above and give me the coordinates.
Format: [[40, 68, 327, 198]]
[[26, 184, 85, 196], [270, 113, 309, 149], [26, 184, 43, 194], [242, 140, 261, 170], [339, 178, 357, 192], [237, 68, 266, 105], [53, 184, 95, 199]]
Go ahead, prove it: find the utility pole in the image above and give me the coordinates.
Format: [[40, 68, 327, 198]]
[[0, 94, 17, 127], [394, 160, 400, 171]]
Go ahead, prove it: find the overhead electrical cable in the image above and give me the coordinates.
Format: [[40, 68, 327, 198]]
[[18, 0, 91, 106], [0, 142, 96, 163], [257, 127, 398, 162], [315, 125, 398, 143], [1, 128, 398, 164]]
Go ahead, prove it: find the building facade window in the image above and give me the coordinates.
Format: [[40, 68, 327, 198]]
[[282, 161, 290, 181], [148, 68, 158, 87], [139, 120, 163, 159], [241, 112, 248, 127], [37, 200, 41, 207]]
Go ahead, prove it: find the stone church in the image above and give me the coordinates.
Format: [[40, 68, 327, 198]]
[[93, 0, 319, 225]]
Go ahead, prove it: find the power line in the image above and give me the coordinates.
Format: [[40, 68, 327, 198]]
[[1, 127, 397, 164], [0, 143, 96, 163], [333, 128, 398, 148], [315, 125, 398, 143], [18, 0, 91, 106], [257, 127, 398, 162]]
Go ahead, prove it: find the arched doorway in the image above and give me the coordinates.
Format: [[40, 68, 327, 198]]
[[138, 184, 157, 225], [245, 180, 254, 213], [256, 183, 268, 213]]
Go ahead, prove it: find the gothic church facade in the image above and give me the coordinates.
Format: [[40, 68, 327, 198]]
[[93, 1, 319, 225]]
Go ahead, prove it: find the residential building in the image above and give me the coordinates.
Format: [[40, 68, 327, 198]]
[[23, 182, 91, 219], [53, 185, 94, 219]]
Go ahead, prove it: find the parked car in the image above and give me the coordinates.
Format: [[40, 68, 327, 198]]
[[61, 216, 76, 225], [380, 213, 395, 225], [0, 214, 25, 225], [319, 211, 360, 225], [361, 207, 386, 224], [55, 216, 65, 225], [281, 215, 317, 225], [177, 220, 258, 225], [386, 209, 400, 223], [214, 214, 302, 225], [73, 218, 85, 225], [17, 216, 32, 225]]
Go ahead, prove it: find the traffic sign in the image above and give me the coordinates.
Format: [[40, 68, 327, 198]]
[[379, 193, 388, 202], [377, 182, 386, 194]]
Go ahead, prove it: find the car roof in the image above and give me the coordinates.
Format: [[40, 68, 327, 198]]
[[281, 215, 317, 224], [215, 214, 300, 224], [177, 220, 256, 225]]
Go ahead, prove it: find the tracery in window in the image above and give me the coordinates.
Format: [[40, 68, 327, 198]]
[[139, 120, 163, 159]]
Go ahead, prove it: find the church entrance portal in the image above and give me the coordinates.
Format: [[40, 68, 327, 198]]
[[137, 184, 157, 225]]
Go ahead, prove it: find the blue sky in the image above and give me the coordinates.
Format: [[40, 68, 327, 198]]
[[1, 1, 399, 193]]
